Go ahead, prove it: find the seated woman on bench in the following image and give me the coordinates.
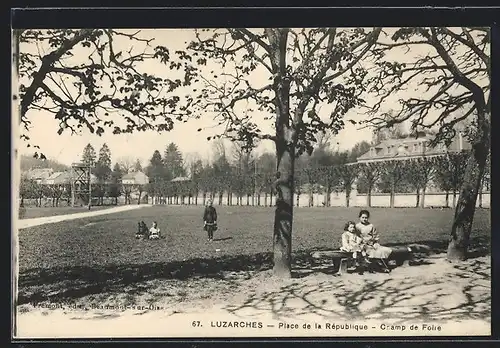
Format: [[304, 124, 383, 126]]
[[356, 209, 392, 273], [340, 221, 366, 267]]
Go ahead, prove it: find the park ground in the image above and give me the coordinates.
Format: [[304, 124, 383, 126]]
[[15, 206, 491, 338]]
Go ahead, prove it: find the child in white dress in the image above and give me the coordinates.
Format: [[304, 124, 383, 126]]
[[340, 221, 366, 266], [148, 221, 161, 240]]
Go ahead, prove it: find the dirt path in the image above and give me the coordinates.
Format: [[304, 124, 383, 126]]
[[15, 254, 491, 338], [16, 205, 153, 230]]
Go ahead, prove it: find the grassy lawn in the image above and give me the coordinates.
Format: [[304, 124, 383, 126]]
[[17, 206, 491, 305], [19, 205, 116, 220]]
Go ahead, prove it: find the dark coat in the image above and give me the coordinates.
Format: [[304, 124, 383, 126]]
[[203, 206, 217, 224]]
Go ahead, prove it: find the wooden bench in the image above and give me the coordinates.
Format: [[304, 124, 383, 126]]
[[310, 250, 354, 275], [311, 245, 425, 275]]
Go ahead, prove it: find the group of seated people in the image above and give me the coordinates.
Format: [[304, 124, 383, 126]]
[[340, 209, 393, 273], [135, 221, 162, 240]]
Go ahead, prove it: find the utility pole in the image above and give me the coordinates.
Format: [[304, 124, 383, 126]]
[[88, 165, 92, 210]]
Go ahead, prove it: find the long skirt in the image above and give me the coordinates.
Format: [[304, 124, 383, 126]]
[[366, 244, 392, 259]]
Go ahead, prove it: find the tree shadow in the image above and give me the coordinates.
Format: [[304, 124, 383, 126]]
[[225, 258, 491, 324], [18, 236, 490, 310], [18, 252, 273, 305]]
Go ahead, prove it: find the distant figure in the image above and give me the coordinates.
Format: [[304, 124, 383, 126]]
[[355, 209, 392, 273], [203, 199, 218, 242], [135, 221, 149, 239], [149, 221, 161, 240]]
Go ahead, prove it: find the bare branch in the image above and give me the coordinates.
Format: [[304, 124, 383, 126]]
[[21, 29, 94, 118]]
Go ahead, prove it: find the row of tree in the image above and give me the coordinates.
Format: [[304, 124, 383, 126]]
[[142, 149, 490, 210]]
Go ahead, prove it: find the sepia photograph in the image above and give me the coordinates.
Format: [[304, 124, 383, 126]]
[[11, 26, 491, 338]]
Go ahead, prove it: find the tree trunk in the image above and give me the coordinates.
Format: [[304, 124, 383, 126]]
[[452, 191, 457, 208], [421, 187, 426, 208], [478, 187, 483, 208], [447, 110, 489, 261], [445, 191, 450, 208], [390, 182, 395, 208], [264, 193, 268, 207], [273, 149, 294, 279], [257, 194, 261, 206], [415, 188, 420, 208], [345, 188, 351, 208], [296, 194, 300, 207], [308, 188, 313, 207], [367, 186, 372, 207]]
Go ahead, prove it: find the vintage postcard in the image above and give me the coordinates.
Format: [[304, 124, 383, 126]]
[[12, 27, 491, 338]]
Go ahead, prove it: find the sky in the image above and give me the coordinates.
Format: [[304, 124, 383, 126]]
[[15, 28, 486, 168]]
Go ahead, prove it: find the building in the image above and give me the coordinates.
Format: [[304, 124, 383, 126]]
[[356, 132, 471, 163], [122, 171, 149, 185], [44, 171, 72, 185], [171, 176, 191, 183], [25, 168, 54, 184]]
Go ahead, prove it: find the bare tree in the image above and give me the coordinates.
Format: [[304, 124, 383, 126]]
[[363, 27, 490, 260], [177, 28, 381, 277], [116, 156, 136, 174]]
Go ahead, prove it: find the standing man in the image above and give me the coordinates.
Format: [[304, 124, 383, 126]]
[[203, 199, 218, 242]]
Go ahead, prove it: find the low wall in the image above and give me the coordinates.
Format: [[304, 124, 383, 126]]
[[354, 192, 490, 208], [147, 191, 491, 209]]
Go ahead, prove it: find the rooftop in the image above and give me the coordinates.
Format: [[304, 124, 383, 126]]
[[357, 133, 469, 162]]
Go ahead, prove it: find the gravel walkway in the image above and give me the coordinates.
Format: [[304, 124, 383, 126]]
[[16, 205, 152, 230]]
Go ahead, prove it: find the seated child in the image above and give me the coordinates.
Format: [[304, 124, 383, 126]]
[[340, 221, 366, 265], [135, 221, 149, 239], [148, 221, 161, 240]]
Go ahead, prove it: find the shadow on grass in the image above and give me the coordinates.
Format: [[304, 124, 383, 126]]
[[18, 236, 490, 306], [213, 237, 234, 242]]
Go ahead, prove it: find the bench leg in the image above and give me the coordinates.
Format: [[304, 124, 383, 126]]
[[337, 258, 349, 275]]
